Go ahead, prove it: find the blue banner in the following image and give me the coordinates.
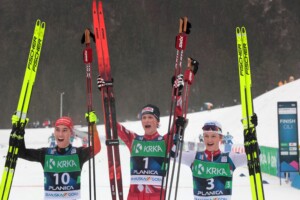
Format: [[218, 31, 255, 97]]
[[278, 102, 299, 172]]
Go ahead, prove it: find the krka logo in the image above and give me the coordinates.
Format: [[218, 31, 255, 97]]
[[47, 158, 77, 169], [45, 155, 80, 172], [49, 158, 56, 170], [133, 141, 165, 157], [195, 163, 205, 175], [193, 161, 231, 178], [136, 143, 163, 153], [135, 143, 143, 153]]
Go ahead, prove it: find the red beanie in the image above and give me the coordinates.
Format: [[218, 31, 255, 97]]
[[55, 116, 74, 130]]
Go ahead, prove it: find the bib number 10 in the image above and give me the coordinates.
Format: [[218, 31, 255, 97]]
[[53, 173, 70, 185]]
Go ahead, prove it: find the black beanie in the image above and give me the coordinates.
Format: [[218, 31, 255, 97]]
[[141, 104, 160, 121]]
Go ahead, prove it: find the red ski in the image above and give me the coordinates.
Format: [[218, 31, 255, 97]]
[[92, 1, 123, 200]]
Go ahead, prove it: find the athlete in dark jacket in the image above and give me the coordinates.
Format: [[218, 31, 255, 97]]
[[18, 112, 101, 200]]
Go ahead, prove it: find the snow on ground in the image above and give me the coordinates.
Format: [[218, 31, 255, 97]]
[[1, 79, 300, 199]]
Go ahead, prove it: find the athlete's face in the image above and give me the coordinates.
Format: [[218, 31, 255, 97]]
[[141, 114, 159, 136], [54, 125, 72, 148], [203, 131, 222, 152]]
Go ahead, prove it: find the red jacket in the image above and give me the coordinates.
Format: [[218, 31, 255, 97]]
[[117, 123, 171, 200], [117, 98, 182, 200]]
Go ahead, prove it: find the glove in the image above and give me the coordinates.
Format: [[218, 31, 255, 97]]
[[188, 57, 199, 75], [250, 113, 258, 127], [97, 76, 106, 91], [173, 133, 179, 145], [171, 74, 184, 95], [176, 116, 187, 128], [175, 116, 188, 134], [12, 114, 29, 127], [174, 74, 184, 89], [97, 75, 113, 91], [85, 111, 97, 124], [174, 116, 188, 143], [12, 114, 19, 125]]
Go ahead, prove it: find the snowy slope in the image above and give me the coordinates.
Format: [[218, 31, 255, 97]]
[[181, 79, 300, 148], [0, 80, 300, 199]]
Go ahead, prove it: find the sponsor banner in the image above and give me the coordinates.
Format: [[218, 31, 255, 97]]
[[44, 154, 80, 173], [260, 146, 278, 176], [194, 194, 231, 200], [131, 140, 166, 157], [45, 190, 80, 200], [278, 102, 299, 172], [192, 160, 231, 179], [130, 175, 162, 185]]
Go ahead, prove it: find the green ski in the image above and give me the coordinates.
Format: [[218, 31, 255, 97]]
[[236, 27, 265, 200], [0, 19, 46, 200]]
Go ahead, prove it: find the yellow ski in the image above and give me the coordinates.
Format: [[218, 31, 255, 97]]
[[0, 19, 46, 200], [236, 27, 265, 200]]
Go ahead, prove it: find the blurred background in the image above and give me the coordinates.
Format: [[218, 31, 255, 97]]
[[0, 0, 299, 128]]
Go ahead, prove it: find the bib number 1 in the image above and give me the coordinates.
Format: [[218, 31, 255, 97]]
[[143, 157, 149, 169]]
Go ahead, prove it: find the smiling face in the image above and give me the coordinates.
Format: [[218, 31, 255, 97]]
[[141, 114, 159, 136], [203, 131, 223, 152], [54, 125, 72, 148]]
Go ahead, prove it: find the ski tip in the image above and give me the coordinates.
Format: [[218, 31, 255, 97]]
[[98, 0, 103, 11], [41, 21, 46, 29], [41, 21, 46, 26], [236, 26, 247, 34], [36, 19, 41, 26], [35, 19, 46, 29], [241, 27, 247, 34]]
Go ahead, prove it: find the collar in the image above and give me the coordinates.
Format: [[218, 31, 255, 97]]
[[56, 144, 72, 154], [143, 132, 160, 140], [205, 149, 221, 161]]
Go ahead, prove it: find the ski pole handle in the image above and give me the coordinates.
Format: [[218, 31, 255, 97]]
[[85, 29, 91, 44], [183, 17, 188, 32], [83, 29, 93, 64], [83, 48, 92, 64], [179, 18, 183, 33], [175, 17, 187, 50]]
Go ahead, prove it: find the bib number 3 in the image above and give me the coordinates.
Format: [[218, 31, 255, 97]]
[[206, 178, 214, 190]]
